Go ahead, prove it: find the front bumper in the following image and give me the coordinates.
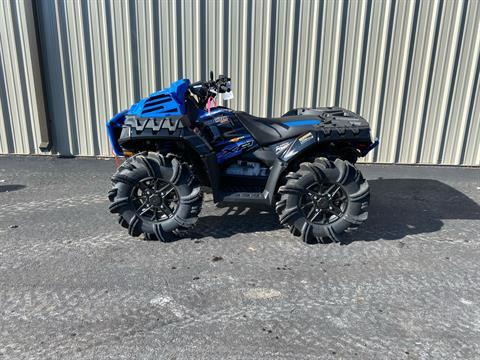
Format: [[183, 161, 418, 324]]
[[106, 110, 127, 156]]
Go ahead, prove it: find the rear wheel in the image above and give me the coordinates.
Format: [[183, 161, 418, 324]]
[[108, 152, 203, 241], [275, 158, 369, 243]]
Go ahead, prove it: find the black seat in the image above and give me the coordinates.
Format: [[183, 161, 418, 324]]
[[234, 111, 321, 146]]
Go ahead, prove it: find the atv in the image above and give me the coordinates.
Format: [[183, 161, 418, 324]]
[[107, 72, 378, 243]]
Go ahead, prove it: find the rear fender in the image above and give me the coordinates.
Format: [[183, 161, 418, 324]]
[[275, 128, 376, 164], [267, 128, 376, 197], [273, 132, 316, 163]]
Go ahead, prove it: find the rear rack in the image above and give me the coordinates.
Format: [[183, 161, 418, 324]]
[[282, 106, 366, 123]]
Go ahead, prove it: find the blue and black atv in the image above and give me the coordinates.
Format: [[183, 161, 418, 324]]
[[107, 72, 377, 243]]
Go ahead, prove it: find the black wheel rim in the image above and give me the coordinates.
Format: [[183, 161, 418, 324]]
[[299, 183, 348, 225], [130, 178, 179, 222]]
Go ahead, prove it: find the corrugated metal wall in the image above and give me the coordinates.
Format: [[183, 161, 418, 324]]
[[0, 0, 479, 165], [0, 0, 48, 154]]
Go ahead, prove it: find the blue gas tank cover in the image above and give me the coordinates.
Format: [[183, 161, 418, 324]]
[[128, 79, 190, 118]]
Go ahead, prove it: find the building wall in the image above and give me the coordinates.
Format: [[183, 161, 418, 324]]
[[0, 0, 479, 165]]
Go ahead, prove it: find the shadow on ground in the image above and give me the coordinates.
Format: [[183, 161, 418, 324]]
[[0, 184, 26, 193], [343, 179, 480, 243], [192, 206, 279, 239], [192, 179, 480, 243]]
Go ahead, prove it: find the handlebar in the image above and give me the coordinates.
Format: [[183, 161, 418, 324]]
[[191, 75, 230, 93], [214, 75, 231, 93], [187, 73, 231, 109]]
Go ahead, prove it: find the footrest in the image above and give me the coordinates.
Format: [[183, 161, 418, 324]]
[[220, 191, 269, 205]]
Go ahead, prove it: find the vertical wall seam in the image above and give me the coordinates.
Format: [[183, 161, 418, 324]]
[[394, 0, 420, 163], [287, 0, 301, 110], [0, 41, 15, 153], [355, 0, 373, 115], [334, 2, 349, 106], [174, 0, 183, 79], [30, 0, 52, 152], [222, 0, 230, 78], [310, 0, 324, 109], [243, 0, 253, 112], [266, 0, 278, 117], [199, 0, 207, 79], [437, 0, 469, 164], [415, 0, 444, 164], [372, 0, 396, 162], [128, 0, 139, 102], [152, 0, 161, 90], [80, 0, 99, 155], [56, 0, 79, 155], [104, 1, 118, 115]]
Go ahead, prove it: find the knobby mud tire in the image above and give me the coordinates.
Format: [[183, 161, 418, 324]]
[[108, 152, 203, 242], [275, 158, 369, 244]]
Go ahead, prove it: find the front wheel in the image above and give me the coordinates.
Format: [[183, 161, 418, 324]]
[[275, 158, 369, 243], [108, 152, 203, 241]]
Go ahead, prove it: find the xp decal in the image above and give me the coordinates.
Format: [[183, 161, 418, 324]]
[[216, 136, 257, 163]]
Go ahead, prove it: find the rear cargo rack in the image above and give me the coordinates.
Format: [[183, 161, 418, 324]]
[[282, 107, 365, 123]]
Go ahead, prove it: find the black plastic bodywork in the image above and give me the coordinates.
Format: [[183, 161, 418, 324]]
[[117, 107, 375, 206]]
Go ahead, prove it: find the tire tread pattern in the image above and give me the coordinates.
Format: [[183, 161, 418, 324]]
[[276, 157, 369, 244], [108, 152, 203, 242]]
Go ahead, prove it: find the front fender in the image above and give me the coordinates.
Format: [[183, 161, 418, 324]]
[[106, 110, 128, 156]]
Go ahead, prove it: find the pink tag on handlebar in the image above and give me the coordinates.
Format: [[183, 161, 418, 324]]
[[207, 96, 217, 113]]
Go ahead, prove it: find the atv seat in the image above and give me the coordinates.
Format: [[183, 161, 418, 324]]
[[235, 111, 321, 146]]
